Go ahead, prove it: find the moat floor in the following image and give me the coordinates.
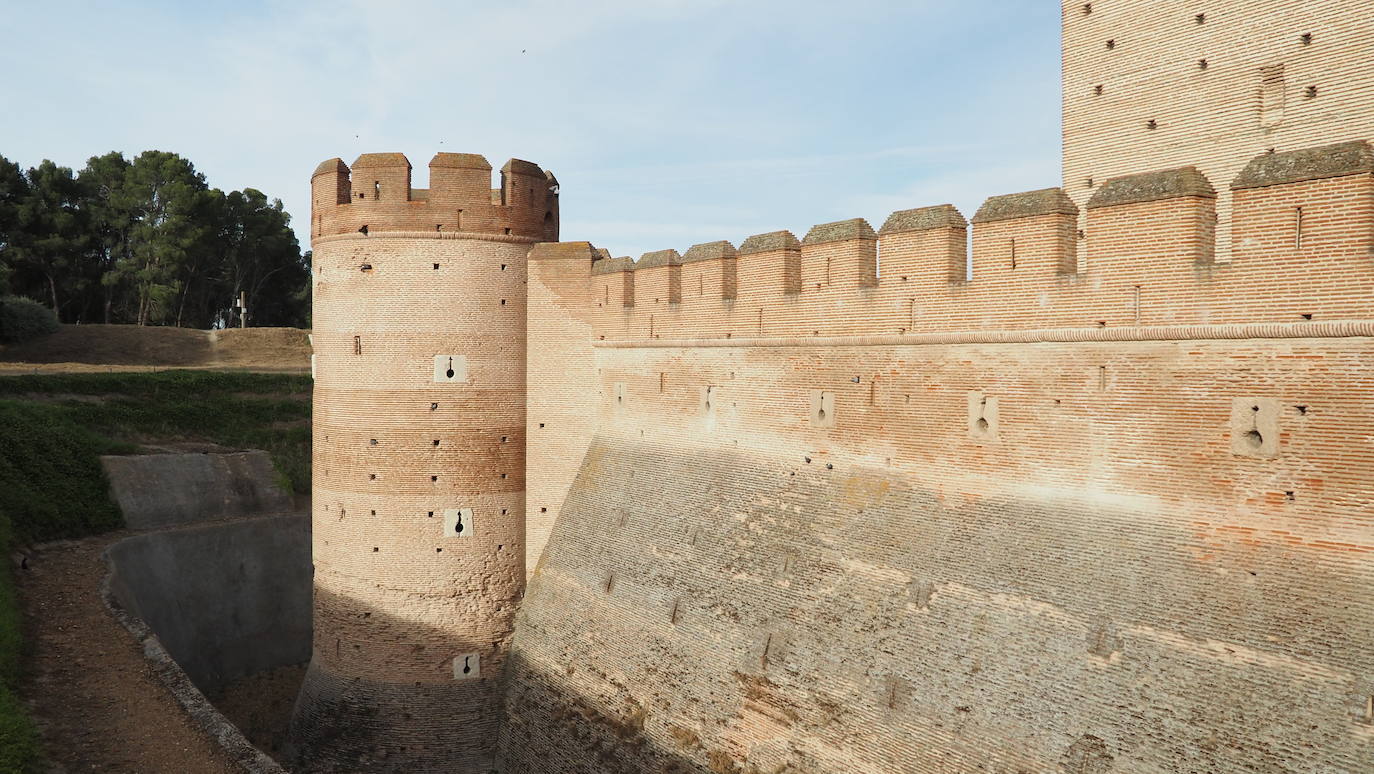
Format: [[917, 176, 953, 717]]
[[212, 664, 306, 767], [17, 534, 238, 773]]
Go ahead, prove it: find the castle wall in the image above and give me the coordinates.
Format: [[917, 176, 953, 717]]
[[294, 152, 555, 773], [522, 147, 1373, 566], [526, 243, 601, 576], [1061, 0, 1374, 259], [508, 146, 1374, 770], [502, 332, 1374, 772]]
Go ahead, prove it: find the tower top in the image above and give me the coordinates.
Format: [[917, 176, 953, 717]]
[[309, 151, 559, 243]]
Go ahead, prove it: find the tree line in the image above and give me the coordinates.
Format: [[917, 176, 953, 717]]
[[0, 150, 309, 329]]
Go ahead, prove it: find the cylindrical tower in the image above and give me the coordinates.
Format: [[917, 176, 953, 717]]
[[291, 151, 558, 772]]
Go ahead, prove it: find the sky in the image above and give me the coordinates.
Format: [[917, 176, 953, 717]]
[[0, 0, 1063, 259]]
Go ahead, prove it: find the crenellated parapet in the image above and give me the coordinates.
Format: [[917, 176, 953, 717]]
[[310, 151, 559, 243], [532, 141, 1374, 342]]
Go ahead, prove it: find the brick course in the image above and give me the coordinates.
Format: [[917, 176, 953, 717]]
[[300, 2, 1374, 771]]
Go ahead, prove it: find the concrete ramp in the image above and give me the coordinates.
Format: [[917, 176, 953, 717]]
[[102, 451, 292, 529]]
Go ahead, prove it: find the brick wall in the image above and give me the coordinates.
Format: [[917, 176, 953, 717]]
[[503, 329, 1374, 772], [510, 143, 1374, 770], [555, 150, 1372, 347], [293, 151, 555, 772], [1061, 0, 1374, 259]]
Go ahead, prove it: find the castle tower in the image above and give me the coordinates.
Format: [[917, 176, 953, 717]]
[[291, 151, 558, 771], [1062, 0, 1374, 259]]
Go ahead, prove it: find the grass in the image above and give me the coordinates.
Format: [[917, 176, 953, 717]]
[[0, 510, 39, 773], [0, 369, 311, 771]]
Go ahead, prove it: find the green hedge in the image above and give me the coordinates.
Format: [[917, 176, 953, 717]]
[[0, 297, 59, 345]]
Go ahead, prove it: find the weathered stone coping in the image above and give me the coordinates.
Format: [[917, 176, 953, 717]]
[[1088, 166, 1216, 209], [803, 218, 877, 245], [971, 187, 1078, 224], [594, 320, 1374, 348], [1232, 141, 1374, 190], [738, 231, 801, 254], [879, 204, 967, 234]]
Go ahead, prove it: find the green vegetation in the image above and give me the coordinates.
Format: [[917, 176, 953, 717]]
[[0, 296, 59, 345], [0, 505, 39, 773], [0, 369, 311, 770], [0, 150, 309, 328]]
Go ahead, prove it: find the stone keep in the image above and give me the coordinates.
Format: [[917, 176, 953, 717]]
[[290, 151, 557, 771]]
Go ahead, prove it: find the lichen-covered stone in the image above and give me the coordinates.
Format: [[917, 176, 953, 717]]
[[636, 249, 682, 269], [802, 218, 876, 245], [972, 188, 1078, 224], [879, 204, 967, 234], [738, 231, 801, 254], [1087, 166, 1216, 208], [1231, 141, 1374, 190], [590, 256, 635, 274], [681, 241, 738, 264]]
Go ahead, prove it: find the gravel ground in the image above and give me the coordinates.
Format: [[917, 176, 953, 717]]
[[16, 534, 240, 773]]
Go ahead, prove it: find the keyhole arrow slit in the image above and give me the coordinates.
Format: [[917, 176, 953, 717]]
[[446, 357, 455, 379], [463, 656, 472, 674]]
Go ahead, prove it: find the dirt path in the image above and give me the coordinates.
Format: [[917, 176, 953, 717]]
[[16, 533, 239, 773], [0, 325, 310, 372]]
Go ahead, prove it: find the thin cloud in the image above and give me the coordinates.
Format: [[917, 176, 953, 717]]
[[0, 1, 1060, 260]]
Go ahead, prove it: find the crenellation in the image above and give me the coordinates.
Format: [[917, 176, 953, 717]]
[[633, 249, 682, 307], [878, 204, 966, 235], [802, 217, 877, 245], [1086, 166, 1216, 209], [589, 255, 634, 275], [680, 240, 737, 263], [350, 152, 413, 204], [801, 220, 877, 291], [877, 207, 968, 285], [971, 187, 1078, 224], [309, 151, 558, 241], [681, 241, 738, 303], [737, 232, 802, 302], [1231, 140, 1374, 190], [970, 208, 1078, 281], [545, 141, 1374, 345], [302, 3, 1374, 772], [739, 229, 801, 254]]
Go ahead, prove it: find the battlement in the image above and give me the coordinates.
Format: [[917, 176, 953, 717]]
[[310, 151, 559, 243], [533, 141, 1374, 341]]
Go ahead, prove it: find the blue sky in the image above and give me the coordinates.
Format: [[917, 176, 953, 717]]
[[0, 0, 1062, 259]]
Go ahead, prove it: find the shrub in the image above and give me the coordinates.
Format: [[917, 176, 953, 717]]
[[0, 510, 39, 773], [0, 297, 59, 345]]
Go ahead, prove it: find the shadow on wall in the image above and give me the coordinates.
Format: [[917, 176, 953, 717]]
[[288, 582, 513, 774], [105, 513, 312, 695], [500, 650, 728, 774], [496, 435, 1374, 773], [281, 577, 712, 774]]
